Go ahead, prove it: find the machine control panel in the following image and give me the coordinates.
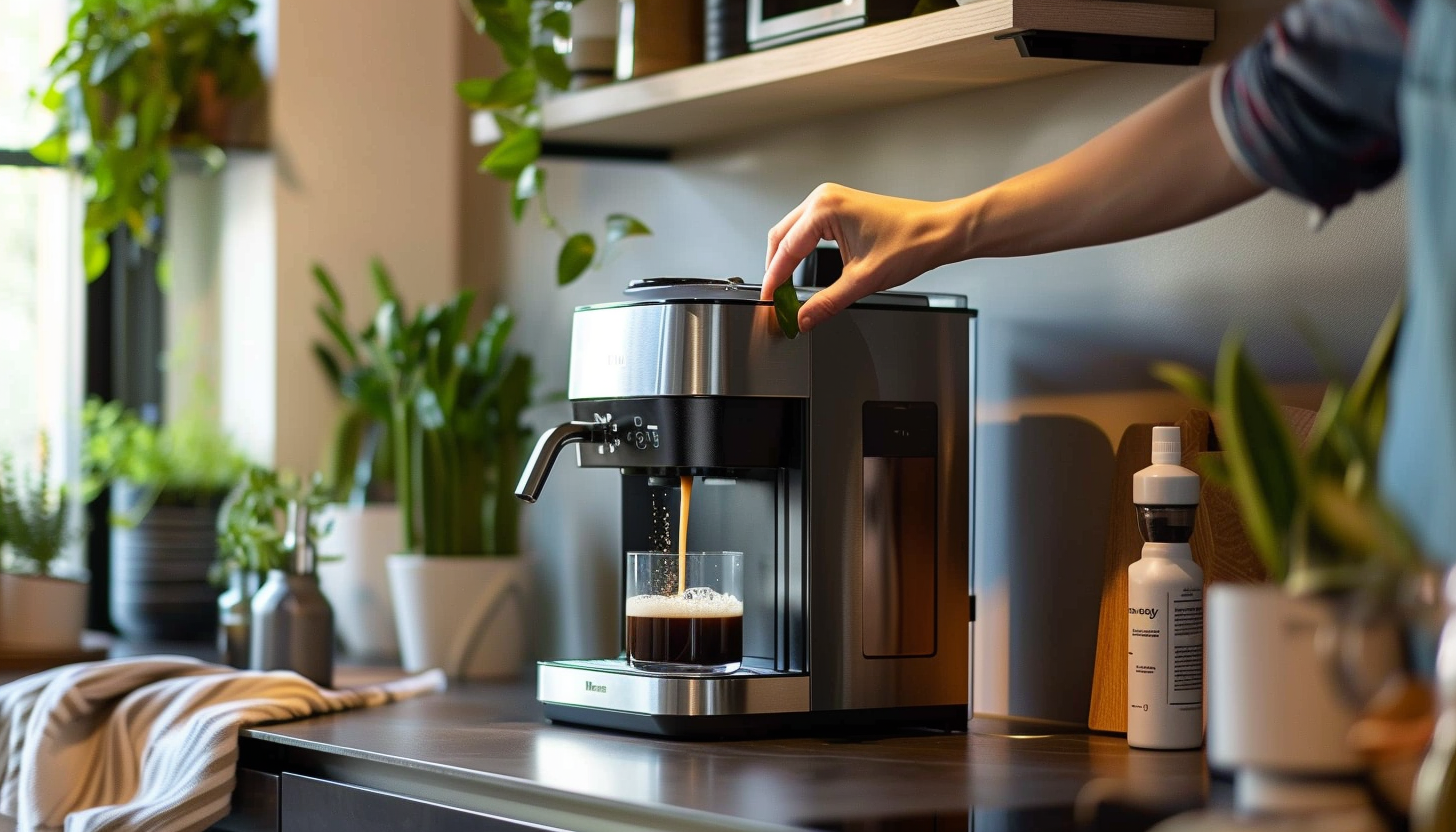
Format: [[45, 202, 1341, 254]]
[[571, 397, 800, 471], [586, 413, 663, 455]]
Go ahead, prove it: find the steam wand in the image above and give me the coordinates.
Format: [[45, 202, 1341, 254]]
[[515, 422, 605, 503]]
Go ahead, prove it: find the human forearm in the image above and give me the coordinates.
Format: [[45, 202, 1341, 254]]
[[951, 70, 1265, 260], [760, 69, 1267, 332]]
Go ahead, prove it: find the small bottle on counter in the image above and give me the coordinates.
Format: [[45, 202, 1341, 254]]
[[250, 500, 335, 688], [1127, 426, 1204, 750], [217, 566, 260, 669]]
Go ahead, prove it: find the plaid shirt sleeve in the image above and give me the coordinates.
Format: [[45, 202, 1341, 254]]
[[1212, 0, 1411, 212]]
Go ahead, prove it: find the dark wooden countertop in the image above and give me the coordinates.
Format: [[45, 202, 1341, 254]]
[[240, 678, 1217, 832]]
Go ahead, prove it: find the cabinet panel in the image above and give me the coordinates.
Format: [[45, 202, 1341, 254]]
[[281, 774, 562, 832], [211, 768, 279, 832]]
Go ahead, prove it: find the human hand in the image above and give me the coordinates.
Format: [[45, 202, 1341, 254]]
[[760, 183, 965, 333]]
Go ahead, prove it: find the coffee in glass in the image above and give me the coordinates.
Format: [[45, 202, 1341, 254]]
[[625, 551, 743, 674]]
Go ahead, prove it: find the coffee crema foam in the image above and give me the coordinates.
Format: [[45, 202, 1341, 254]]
[[625, 588, 744, 618]]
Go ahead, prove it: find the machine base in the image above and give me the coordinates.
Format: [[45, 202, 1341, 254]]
[[542, 702, 969, 739]]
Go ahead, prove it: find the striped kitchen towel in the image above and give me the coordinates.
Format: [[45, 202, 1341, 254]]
[[0, 656, 446, 832]]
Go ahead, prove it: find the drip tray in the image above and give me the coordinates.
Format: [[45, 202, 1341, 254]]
[[537, 658, 808, 717]]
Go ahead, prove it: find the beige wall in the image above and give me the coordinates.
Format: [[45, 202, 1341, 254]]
[[271, 0, 490, 476]]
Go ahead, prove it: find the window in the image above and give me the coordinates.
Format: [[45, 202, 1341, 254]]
[[1, 0, 85, 534]]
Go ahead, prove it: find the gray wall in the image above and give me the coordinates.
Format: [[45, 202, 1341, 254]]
[[482, 36, 1406, 722]]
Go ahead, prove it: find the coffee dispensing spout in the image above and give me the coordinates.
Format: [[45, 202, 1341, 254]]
[[516, 421, 606, 503]]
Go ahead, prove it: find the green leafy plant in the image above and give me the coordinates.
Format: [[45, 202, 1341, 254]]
[[82, 396, 250, 525], [1153, 298, 1420, 593], [216, 467, 332, 577], [31, 0, 264, 279], [457, 0, 651, 286], [312, 260, 398, 505], [0, 439, 83, 579], [341, 266, 538, 555]]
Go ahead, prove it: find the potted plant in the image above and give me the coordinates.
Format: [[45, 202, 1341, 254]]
[[82, 397, 249, 640], [215, 467, 331, 668], [353, 279, 536, 679], [0, 442, 88, 651], [310, 259, 405, 660], [1155, 298, 1430, 821], [457, 0, 651, 286], [30, 0, 264, 279]]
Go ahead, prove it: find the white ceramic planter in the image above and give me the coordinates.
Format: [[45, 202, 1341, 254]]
[[1207, 583, 1401, 821], [317, 504, 403, 660], [387, 554, 529, 680], [0, 573, 87, 650]]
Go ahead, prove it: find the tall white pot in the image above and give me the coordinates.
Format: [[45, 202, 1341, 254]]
[[0, 574, 87, 650], [387, 554, 530, 680], [1207, 583, 1400, 823], [317, 504, 403, 660]]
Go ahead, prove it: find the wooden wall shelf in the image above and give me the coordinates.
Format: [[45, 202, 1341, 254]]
[[469, 0, 1214, 152]]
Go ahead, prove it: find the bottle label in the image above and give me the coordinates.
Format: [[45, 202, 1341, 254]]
[[1128, 585, 1203, 718]]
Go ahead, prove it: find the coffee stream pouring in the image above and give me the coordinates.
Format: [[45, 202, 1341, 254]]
[[515, 276, 975, 737]]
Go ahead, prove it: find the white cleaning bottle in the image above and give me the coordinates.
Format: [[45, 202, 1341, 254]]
[[1127, 425, 1204, 750]]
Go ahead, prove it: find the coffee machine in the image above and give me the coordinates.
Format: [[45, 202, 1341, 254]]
[[516, 277, 975, 736]]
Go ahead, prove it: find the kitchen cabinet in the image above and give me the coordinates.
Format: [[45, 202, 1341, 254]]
[[470, 0, 1215, 152]]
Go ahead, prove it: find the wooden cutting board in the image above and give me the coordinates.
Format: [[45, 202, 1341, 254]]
[[1086, 410, 1270, 733]]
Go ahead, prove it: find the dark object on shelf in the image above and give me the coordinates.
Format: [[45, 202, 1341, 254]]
[[617, 0, 705, 81], [996, 30, 1207, 66], [109, 483, 226, 642], [705, 0, 750, 61], [749, 0, 920, 51]]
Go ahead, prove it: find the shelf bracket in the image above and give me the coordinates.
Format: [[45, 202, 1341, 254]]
[[541, 141, 671, 163], [996, 30, 1207, 66]]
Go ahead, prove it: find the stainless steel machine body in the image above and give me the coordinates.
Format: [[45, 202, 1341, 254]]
[[518, 280, 975, 736]]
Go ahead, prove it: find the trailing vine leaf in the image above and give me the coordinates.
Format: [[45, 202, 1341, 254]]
[[480, 7, 531, 66], [605, 213, 651, 246], [558, 233, 595, 286], [774, 281, 801, 339], [533, 45, 572, 90], [539, 8, 572, 38], [83, 231, 109, 279], [512, 164, 543, 222], [30, 132, 67, 164], [459, 68, 539, 110], [455, 78, 495, 106], [481, 127, 541, 180]]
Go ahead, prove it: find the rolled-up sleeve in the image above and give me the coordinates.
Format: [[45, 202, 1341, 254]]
[[1212, 0, 1409, 212]]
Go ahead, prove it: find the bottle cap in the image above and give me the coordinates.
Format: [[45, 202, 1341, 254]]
[[285, 501, 316, 576], [1151, 426, 1182, 464]]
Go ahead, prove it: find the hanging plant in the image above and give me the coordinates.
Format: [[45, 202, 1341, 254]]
[[457, 0, 651, 286], [31, 0, 264, 280]]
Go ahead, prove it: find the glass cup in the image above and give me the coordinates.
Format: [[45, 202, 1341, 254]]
[[625, 551, 743, 675]]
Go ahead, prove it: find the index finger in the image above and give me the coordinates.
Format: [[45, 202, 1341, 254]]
[[761, 200, 810, 300], [761, 210, 828, 302]]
